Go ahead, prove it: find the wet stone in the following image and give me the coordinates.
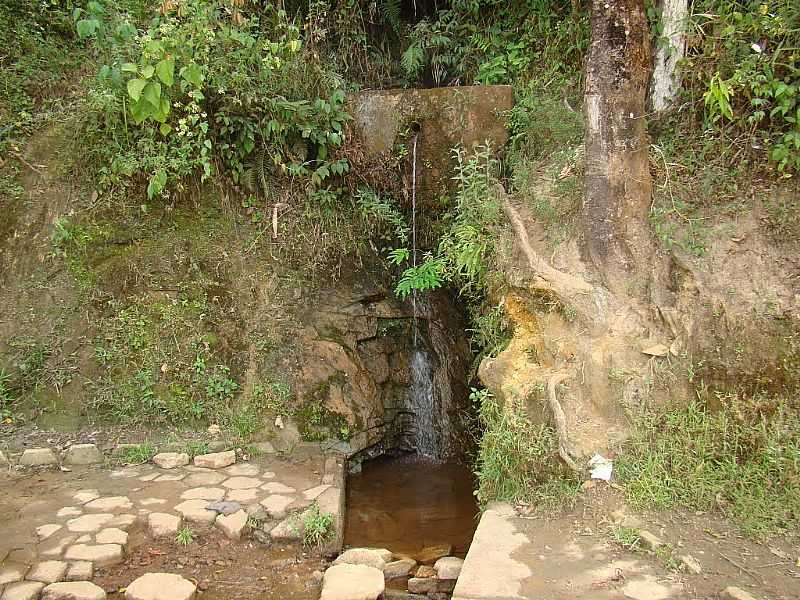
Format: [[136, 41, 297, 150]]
[[407, 577, 437, 594], [42, 581, 107, 600], [2, 581, 45, 600], [124, 572, 196, 600], [64, 562, 93, 582], [414, 545, 452, 565], [27, 561, 68, 584], [207, 501, 242, 516], [433, 556, 463, 580], [384, 559, 416, 580], [415, 566, 435, 578]]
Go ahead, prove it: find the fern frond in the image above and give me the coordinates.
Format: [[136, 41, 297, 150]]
[[379, 0, 402, 34], [401, 43, 426, 79]]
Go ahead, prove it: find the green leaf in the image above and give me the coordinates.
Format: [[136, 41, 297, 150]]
[[121, 63, 138, 73], [142, 81, 162, 108], [76, 18, 100, 39], [127, 78, 147, 102], [181, 63, 203, 87], [159, 123, 172, 136], [147, 170, 167, 199], [129, 98, 150, 124], [155, 59, 175, 86], [141, 65, 155, 79]]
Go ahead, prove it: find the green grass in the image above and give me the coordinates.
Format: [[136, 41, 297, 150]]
[[116, 442, 157, 464], [175, 525, 194, 546], [301, 503, 334, 548], [472, 388, 582, 511], [616, 397, 800, 538]]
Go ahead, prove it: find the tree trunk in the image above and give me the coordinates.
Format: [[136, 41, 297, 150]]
[[650, 0, 688, 111], [582, 0, 653, 285]]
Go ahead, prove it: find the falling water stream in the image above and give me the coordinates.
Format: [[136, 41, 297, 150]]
[[344, 126, 478, 561]]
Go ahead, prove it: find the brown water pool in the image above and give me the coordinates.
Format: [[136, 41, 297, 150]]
[[344, 455, 479, 557]]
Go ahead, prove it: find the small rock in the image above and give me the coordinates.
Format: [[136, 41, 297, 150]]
[[0, 564, 27, 585], [19, 448, 58, 467], [64, 444, 103, 466], [124, 573, 196, 600], [152, 453, 189, 469], [270, 517, 302, 542], [215, 510, 248, 540], [106, 514, 137, 530], [174, 500, 217, 525], [384, 559, 416, 580], [415, 565, 435, 578], [311, 570, 324, 584], [259, 495, 295, 520], [183, 471, 225, 486], [407, 577, 437, 594], [66, 514, 114, 533], [36, 524, 63, 541], [2, 581, 45, 600], [84, 497, 133, 512], [320, 564, 384, 600], [40, 535, 77, 558], [206, 501, 242, 515], [147, 513, 181, 537], [206, 441, 227, 452], [193, 451, 235, 469], [261, 482, 296, 494], [139, 498, 167, 507], [27, 561, 69, 584], [65, 562, 93, 582], [180, 487, 226, 501], [41, 581, 106, 600], [225, 488, 259, 503], [72, 490, 100, 505], [333, 548, 387, 572], [433, 556, 463, 580], [638, 530, 663, 550], [414, 545, 452, 565], [222, 476, 261, 490], [95, 528, 128, 545], [57, 507, 83, 518], [680, 554, 702, 575], [720, 587, 759, 600], [63, 544, 123, 567], [224, 463, 259, 477]]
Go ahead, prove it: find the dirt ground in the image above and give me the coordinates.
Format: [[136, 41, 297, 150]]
[[93, 532, 326, 600], [512, 485, 800, 600]]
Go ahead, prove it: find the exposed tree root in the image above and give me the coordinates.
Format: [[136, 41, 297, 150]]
[[547, 372, 581, 472]]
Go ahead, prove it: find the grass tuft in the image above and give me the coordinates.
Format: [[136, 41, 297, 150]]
[[616, 396, 800, 537]]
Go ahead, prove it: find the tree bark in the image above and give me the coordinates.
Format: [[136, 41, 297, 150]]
[[582, 0, 653, 285], [650, 0, 688, 111]]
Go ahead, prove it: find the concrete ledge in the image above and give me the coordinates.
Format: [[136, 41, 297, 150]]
[[452, 503, 532, 600]]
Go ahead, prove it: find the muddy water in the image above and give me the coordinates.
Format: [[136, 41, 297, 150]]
[[344, 455, 478, 557]]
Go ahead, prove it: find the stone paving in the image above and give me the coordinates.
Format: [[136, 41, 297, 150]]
[[0, 447, 344, 600]]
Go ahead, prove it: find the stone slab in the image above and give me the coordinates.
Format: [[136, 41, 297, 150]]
[[320, 564, 384, 600], [124, 573, 196, 600], [63, 445, 103, 466], [19, 448, 57, 466], [41, 581, 106, 600], [193, 451, 235, 469]]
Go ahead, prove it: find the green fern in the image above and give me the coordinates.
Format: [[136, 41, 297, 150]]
[[379, 0, 402, 34], [401, 43, 426, 80], [241, 146, 276, 199]]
